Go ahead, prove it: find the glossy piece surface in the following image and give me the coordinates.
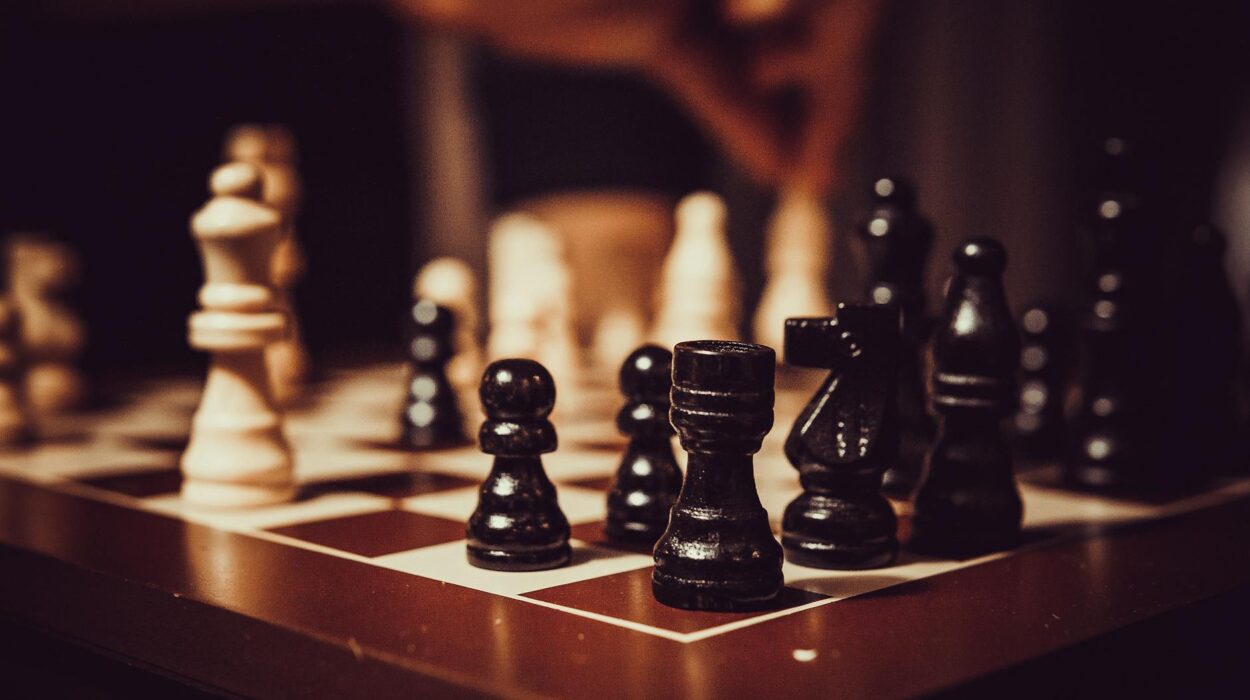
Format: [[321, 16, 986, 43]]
[[653, 341, 782, 611], [857, 177, 935, 496], [400, 300, 467, 450], [781, 305, 900, 569], [467, 359, 570, 571], [605, 345, 682, 544], [911, 239, 1023, 558]]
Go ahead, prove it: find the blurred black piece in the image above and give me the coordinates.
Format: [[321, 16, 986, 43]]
[[857, 176, 935, 497], [1011, 304, 1072, 461], [401, 300, 466, 450]]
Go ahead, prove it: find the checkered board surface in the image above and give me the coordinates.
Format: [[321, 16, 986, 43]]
[[3, 360, 1248, 645]]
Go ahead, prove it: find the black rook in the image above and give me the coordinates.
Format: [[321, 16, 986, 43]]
[[652, 341, 783, 611]]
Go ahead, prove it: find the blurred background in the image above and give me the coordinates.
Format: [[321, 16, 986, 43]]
[[1, 0, 1248, 372]]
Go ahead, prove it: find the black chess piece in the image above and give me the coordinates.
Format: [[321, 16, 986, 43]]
[[466, 358, 571, 571], [653, 341, 783, 611], [1011, 305, 1072, 461], [1064, 170, 1156, 491], [401, 300, 467, 450], [911, 239, 1022, 558], [605, 345, 682, 545], [781, 305, 900, 569], [1065, 268, 1144, 490], [857, 176, 935, 496]]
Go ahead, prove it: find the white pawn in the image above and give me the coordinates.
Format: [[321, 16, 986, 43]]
[[0, 298, 33, 446], [415, 256, 483, 391], [591, 307, 645, 373], [752, 185, 834, 349], [181, 162, 294, 509], [650, 192, 741, 349], [486, 213, 580, 396], [6, 234, 88, 412]]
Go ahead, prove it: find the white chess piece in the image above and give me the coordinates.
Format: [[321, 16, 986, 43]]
[[487, 213, 548, 360], [415, 256, 483, 391], [6, 234, 88, 412], [181, 162, 295, 509], [650, 192, 741, 349], [752, 185, 834, 349], [225, 124, 310, 405], [0, 297, 33, 445], [486, 212, 580, 401], [591, 307, 645, 373]]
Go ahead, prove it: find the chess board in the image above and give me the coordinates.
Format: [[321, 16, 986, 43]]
[[2, 359, 1250, 698]]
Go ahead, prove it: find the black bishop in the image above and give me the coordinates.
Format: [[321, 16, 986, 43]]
[[911, 239, 1022, 558]]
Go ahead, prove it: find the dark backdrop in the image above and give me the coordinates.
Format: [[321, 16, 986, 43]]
[[0, 2, 411, 372], [1, 1, 1247, 373]]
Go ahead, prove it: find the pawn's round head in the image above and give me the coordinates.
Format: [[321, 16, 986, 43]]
[[409, 300, 455, 362], [209, 162, 263, 200], [954, 238, 1007, 275], [224, 124, 269, 163], [871, 176, 916, 207], [412, 299, 454, 334], [619, 344, 672, 400], [480, 358, 555, 420]]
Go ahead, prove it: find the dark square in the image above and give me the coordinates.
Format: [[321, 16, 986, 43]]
[[79, 468, 183, 498], [523, 567, 829, 634], [303, 470, 476, 499], [267, 510, 465, 557]]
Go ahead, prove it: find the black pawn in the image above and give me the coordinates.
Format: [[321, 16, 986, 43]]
[[401, 300, 467, 449], [466, 359, 571, 571], [653, 341, 782, 611], [781, 305, 900, 569], [857, 177, 935, 496], [605, 345, 682, 544], [911, 239, 1023, 558], [1011, 305, 1071, 461]]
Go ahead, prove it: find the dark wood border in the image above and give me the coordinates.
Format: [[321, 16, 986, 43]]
[[2, 474, 1249, 698]]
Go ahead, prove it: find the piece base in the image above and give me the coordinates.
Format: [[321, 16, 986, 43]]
[[782, 535, 898, 570], [181, 480, 296, 509], [466, 542, 571, 572], [651, 569, 783, 612], [603, 518, 665, 546]]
